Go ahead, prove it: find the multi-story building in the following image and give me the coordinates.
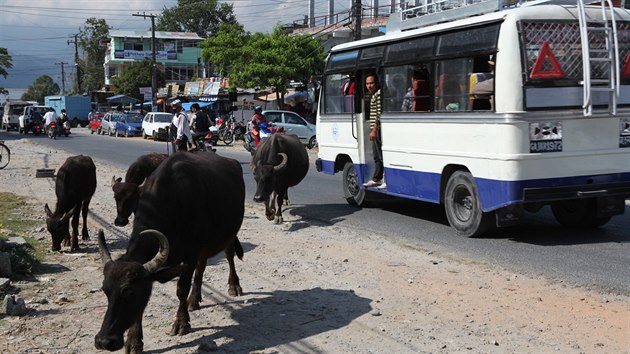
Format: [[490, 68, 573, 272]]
[[104, 30, 205, 87]]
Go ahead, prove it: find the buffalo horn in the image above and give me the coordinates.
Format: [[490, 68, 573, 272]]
[[273, 153, 288, 172], [141, 229, 170, 273], [97, 229, 112, 265]]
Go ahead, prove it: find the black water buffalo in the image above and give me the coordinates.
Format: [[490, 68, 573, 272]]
[[251, 134, 309, 223], [112, 153, 168, 227], [95, 152, 245, 353], [44, 155, 96, 252], [112, 151, 245, 299]]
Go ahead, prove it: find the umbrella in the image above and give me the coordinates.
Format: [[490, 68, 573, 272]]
[[106, 95, 140, 104]]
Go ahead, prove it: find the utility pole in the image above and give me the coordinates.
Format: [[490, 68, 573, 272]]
[[353, 0, 362, 41], [133, 12, 157, 112], [55, 61, 68, 94], [67, 34, 82, 94]]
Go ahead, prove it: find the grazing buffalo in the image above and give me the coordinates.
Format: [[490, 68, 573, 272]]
[[112, 152, 245, 300], [44, 155, 97, 252], [112, 153, 168, 227], [95, 152, 245, 353], [251, 134, 309, 223]]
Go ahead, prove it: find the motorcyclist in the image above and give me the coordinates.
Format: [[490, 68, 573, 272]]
[[43, 108, 58, 135], [247, 106, 267, 147], [58, 109, 69, 133]]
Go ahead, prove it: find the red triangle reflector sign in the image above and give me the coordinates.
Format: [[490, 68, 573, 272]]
[[622, 53, 630, 78], [530, 41, 565, 79]]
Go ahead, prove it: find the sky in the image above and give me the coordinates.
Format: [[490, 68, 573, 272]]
[[0, 0, 357, 90]]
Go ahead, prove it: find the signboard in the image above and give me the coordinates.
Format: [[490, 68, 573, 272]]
[[114, 50, 177, 60]]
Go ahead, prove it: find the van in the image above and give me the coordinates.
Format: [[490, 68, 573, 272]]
[[19, 105, 52, 134], [3, 101, 32, 131]]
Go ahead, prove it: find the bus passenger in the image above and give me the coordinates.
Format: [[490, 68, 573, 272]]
[[363, 74, 385, 189], [471, 56, 495, 109]]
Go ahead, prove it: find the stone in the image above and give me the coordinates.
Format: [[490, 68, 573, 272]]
[[0, 278, 10, 291], [5, 236, 27, 249], [3, 294, 28, 316]]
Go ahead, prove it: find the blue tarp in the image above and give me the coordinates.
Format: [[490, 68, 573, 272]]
[[106, 95, 140, 104], [181, 101, 214, 111]]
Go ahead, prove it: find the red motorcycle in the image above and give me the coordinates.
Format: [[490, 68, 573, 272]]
[[47, 121, 57, 139]]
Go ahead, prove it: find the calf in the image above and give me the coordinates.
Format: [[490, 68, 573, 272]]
[[95, 152, 245, 353], [44, 155, 97, 251], [112, 153, 168, 227], [251, 134, 309, 223]]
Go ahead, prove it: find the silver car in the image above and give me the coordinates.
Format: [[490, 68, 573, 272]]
[[263, 110, 317, 149]]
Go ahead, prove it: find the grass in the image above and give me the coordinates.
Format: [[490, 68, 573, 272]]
[[0, 192, 45, 288]]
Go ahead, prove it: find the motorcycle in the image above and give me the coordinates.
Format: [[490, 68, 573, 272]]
[[59, 120, 71, 137], [191, 130, 218, 152], [244, 122, 284, 156], [218, 118, 235, 145], [233, 119, 247, 141], [32, 121, 43, 136], [47, 121, 57, 139]]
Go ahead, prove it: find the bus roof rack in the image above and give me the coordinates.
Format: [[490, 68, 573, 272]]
[[387, 0, 590, 32]]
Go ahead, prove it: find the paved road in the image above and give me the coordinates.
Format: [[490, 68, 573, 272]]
[[3, 127, 629, 294]]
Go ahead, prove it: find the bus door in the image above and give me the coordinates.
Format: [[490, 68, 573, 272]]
[[355, 71, 378, 186]]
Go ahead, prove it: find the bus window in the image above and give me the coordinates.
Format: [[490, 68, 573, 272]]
[[434, 58, 471, 112], [383, 64, 432, 112], [324, 73, 357, 114]]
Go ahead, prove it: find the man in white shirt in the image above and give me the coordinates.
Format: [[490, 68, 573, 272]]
[[43, 108, 58, 133], [170, 100, 194, 152]]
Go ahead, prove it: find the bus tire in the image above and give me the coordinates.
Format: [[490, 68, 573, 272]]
[[342, 161, 370, 207], [551, 199, 611, 228], [444, 171, 492, 237]]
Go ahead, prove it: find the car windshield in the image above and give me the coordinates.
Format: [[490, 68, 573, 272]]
[[126, 115, 143, 124], [154, 113, 173, 123]]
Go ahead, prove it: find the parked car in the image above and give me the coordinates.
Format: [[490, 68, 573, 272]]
[[99, 112, 144, 137], [263, 110, 317, 149], [89, 112, 104, 134], [142, 112, 173, 141]]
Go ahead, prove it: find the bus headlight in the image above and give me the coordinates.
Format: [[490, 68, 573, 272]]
[[529, 122, 562, 153]]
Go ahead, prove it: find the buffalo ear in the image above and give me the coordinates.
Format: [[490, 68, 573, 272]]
[[44, 203, 53, 217], [151, 265, 186, 283]]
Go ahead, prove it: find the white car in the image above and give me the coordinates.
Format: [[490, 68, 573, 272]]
[[263, 110, 317, 149], [142, 112, 173, 141]]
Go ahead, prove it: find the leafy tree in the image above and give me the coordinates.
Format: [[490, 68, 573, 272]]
[[207, 25, 326, 103], [0, 47, 13, 95], [112, 60, 165, 100], [21, 75, 60, 104], [156, 0, 237, 38], [78, 18, 110, 94], [201, 22, 248, 77]]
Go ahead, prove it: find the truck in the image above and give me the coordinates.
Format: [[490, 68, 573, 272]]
[[3, 101, 33, 131], [45, 95, 92, 127]]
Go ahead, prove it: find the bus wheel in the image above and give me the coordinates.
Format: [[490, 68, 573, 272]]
[[445, 171, 492, 237], [551, 199, 611, 228], [342, 161, 368, 207]]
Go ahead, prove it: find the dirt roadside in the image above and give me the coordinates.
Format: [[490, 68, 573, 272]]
[[0, 137, 628, 354]]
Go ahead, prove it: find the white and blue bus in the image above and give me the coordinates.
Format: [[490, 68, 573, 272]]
[[315, 0, 630, 236]]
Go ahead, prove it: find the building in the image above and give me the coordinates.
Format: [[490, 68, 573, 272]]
[[104, 30, 205, 87]]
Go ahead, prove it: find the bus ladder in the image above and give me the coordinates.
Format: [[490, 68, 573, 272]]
[[577, 0, 620, 116]]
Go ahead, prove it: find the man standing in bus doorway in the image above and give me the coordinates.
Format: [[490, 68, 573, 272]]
[[363, 74, 385, 189], [472, 55, 495, 110]]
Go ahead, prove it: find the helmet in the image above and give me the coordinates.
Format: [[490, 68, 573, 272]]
[[61, 109, 66, 113], [171, 99, 181, 107], [254, 106, 262, 112]]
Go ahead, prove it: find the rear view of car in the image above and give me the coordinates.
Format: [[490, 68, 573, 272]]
[[142, 112, 173, 141]]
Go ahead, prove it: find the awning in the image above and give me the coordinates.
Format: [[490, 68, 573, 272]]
[[181, 101, 214, 111], [106, 95, 140, 104]]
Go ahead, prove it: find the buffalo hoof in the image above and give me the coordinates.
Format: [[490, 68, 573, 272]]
[[228, 284, 243, 297], [170, 321, 191, 336], [82, 233, 90, 241], [274, 216, 283, 224], [188, 302, 200, 312], [124, 341, 143, 354]]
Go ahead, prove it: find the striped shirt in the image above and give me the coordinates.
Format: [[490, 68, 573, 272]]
[[369, 89, 382, 129]]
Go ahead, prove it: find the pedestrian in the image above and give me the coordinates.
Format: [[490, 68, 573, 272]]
[[363, 74, 385, 189], [169, 100, 194, 153]]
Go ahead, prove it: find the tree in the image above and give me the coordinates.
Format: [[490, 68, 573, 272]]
[[112, 60, 165, 101], [155, 0, 237, 38], [21, 75, 60, 103], [201, 22, 248, 77], [0, 47, 13, 95], [78, 18, 111, 94], [206, 25, 326, 104]]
